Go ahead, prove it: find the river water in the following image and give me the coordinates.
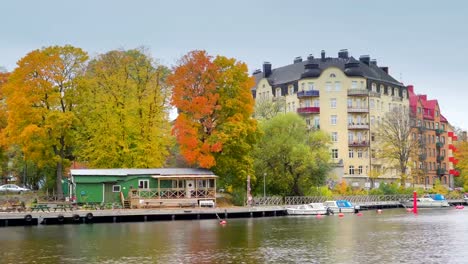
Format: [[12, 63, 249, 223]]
[[0, 208, 467, 264]]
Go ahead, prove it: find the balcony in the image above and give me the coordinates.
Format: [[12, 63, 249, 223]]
[[347, 107, 369, 113], [347, 89, 369, 96], [436, 142, 444, 148], [435, 128, 445, 135], [417, 126, 426, 133], [348, 123, 370, 130], [437, 168, 446, 175], [297, 107, 320, 114], [369, 91, 381, 98], [437, 155, 445, 162], [348, 141, 370, 147], [297, 90, 319, 98]]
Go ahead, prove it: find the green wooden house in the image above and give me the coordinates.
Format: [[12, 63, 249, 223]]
[[70, 168, 217, 207]]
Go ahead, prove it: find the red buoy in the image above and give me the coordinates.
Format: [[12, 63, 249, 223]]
[[357, 212, 363, 216], [455, 205, 464, 210], [316, 214, 323, 219], [377, 209, 382, 214], [406, 208, 412, 213], [220, 220, 227, 225], [338, 213, 344, 217]]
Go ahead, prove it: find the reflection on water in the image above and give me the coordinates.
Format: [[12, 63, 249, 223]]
[[1, 209, 467, 263]]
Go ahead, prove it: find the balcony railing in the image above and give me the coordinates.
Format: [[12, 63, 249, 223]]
[[435, 129, 445, 135], [297, 107, 320, 114], [297, 90, 319, 98], [347, 107, 369, 113], [392, 96, 403, 102], [347, 89, 369, 96], [369, 91, 381, 98], [437, 168, 446, 175], [348, 141, 370, 147], [348, 123, 370, 130], [129, 188, 216, 199], [436, 142, 444, 148], [437, 155, 445, 162]]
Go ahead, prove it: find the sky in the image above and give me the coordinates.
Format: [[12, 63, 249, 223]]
[[2, 0, 468, 128]]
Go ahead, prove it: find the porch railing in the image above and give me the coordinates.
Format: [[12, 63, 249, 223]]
[[129, 188, 216, 199]]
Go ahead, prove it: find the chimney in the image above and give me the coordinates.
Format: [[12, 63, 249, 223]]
[[380, 67, 389, 74], [359, 55, 370, 65], [294, 56, 302, 63], [307, 54, 314, 60], [338, 49, 349, 59], [263, 62, 272, 78], [407, 85, 414, 94], [370, 59, 377, 65], [321, 50, 326, 61]]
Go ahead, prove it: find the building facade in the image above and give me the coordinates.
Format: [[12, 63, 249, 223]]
[[252, 50, 409, 187]]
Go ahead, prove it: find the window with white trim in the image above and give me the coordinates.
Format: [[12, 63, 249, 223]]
[[351, 81, 357, 89], [331, 149, 339, 159], [335, 81, 341, 91], [331, 132, 338, 142], [138, 180, 149, 189], [112, 185, 121, 192], [349, 166, 355, 175], [358, 166, 363, 175], [331, 115, 337, 125], [349, 149, 354, 158], [330, 98, 337, 108]]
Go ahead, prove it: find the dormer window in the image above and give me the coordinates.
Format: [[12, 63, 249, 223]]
[[380, 85, 384, 94], [402, 90, 407, 98], [372, 83, 376, 92], [288, 85, 294, 95], [394, 88, 398, 96], [307, 82, 314, 91], [387, 87, 392, 95], [276, 88, 282, 97]]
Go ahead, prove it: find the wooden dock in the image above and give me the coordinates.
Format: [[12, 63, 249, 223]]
[[0, 206, 287, 227]]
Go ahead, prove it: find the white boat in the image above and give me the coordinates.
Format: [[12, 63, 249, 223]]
[[401, 195, 450, 208], [286, 203, 328, 215], [323, 200, 360, 213]]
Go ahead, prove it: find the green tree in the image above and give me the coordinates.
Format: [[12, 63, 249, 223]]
[[254, 96, 285, 120], [2, 46, 88, 198], [253, 113, 330, 196], [75, 48, 172, 168]]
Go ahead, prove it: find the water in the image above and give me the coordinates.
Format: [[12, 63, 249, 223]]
[[1, 208, 467, 263]]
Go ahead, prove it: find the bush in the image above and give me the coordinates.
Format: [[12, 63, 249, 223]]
[[306, 186, 333, 197], [369, 188, 384, 195], [231, 188, 246, 206]]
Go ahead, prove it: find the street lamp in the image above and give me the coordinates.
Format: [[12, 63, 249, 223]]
[[263, 173, 267, 198]]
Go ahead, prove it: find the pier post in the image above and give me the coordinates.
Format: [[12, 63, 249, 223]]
[[197, 214, 200, 220], [224, 209, 228, 219], [171, 215, 175, 221], [250, 212, 253, 218], [144, 216, 147, 222], [113, 216, 117, 223], [4, 219, 7, 227]]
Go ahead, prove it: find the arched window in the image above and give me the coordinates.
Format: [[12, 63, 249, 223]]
[[330, 73, 336, 78], [394, 88, 398, 96], [380, 85, 384, 94], [276, 88, 281, 97], [402, 90, 407, 98], [372, 83, 376, 92]]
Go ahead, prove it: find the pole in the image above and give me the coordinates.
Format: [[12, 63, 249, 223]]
[[263, 173, 266, 198], [413, 191, 418, 214]]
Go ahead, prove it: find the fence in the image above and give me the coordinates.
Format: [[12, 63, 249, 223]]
[[250, 193, 465, 206]]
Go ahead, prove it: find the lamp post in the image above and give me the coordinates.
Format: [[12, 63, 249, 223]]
[[263, 173, 266, 198]]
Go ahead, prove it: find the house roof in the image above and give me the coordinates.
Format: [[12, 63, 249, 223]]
[[70, 168, 216, 177], [252, 56, 403, 88]]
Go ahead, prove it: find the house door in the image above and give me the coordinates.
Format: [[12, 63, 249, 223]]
[[104, 183, 118, 203], [186, 180, 195, 198]]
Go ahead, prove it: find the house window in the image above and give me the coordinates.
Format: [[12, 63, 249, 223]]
[[351, 81, 357, 89], [331, 132, 338, 142], [372, 83, 376, 92], [403, 90, 407, 98], [276, 88, 281, 97], [288, 85, 294, 95], [301, 83, 305, 91], [308, 82, 314, 90], [358, 166, 363, 175], [371, 116, 375, 125], [370, 99, 375, 109], [347, 99, 353, 108], [417, 107, 421, 114], [380, 85, 384, 94], [348, 132, 354, 142], [313, 99, 320, 107], [331, 149, 339, 159], [348, 115, 353, 125], [314, 116, 320, 128], [330, 73, 336, 78], [138, 180, 149, 189], [358, 149, 363, 158], [394, 88, 398, 96], [331, 115, 337, 125], [112, 185, 121, 192], [435, 123, 439, 129], [326, 82, 332, 91], [335, 81, 341, 91], [349, 149, 354, 158], [330, 98, 337, 108], [349, 166, 355, 175]]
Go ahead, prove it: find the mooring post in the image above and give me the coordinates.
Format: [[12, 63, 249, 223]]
[[171, 215, 175, 221], [113, 216, 117, 223], [144, 215, 147, 222], [224, 209, 228, 219]]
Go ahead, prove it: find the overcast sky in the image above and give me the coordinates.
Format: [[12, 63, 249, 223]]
[[2, 0, 468, 128]]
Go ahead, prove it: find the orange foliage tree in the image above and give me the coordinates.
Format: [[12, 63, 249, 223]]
[[169, 50, 258, 186]]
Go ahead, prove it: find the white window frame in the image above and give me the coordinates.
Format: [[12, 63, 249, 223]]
[[330, 98, 337, 108], [331, 132, 338, 142], [138, 180, 150, 189], [349, 166, 355, 175], [335, 81, 341, 91], [331, 115, 337, 125], [349, 149, 354, 158], [112, 185, 121, 192], [331, 149, 338, 159]]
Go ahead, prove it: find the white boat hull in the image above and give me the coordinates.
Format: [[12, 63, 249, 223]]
[[286, 208, 328, 215], [402, 201, 450, 208]]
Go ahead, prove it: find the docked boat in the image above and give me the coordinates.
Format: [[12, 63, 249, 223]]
[[323, 200, 360, 214], [286, 203, 328, 215], [401, 194, 450, 208]]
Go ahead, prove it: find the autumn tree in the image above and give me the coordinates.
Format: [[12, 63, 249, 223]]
[[1, 46, 88, 198], [376, 107, 419, 186], [169, 50, 258, 186], [454, 141, 468, 190], [253, 113, 331, 196], [75, 48, 173, 168], [0, 70, 10, 184]]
